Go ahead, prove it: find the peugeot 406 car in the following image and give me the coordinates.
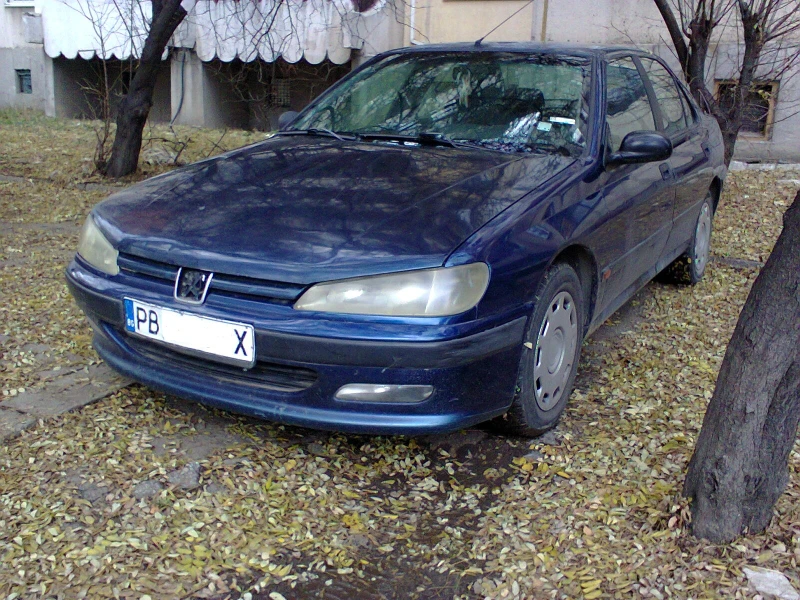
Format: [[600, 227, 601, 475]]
[[67, 43, 726, 436]]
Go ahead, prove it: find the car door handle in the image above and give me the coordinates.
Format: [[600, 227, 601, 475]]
[[659, 163, 672, 180]]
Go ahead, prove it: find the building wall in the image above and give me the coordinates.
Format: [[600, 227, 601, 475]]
[[171, 51, 353, 131], [405, 0, 762, 46], [49, 56, 171, 122], [541, 0, 666, 44], [0, 7, 47, 111], [408, 0, 536, 45], [403, 0, 670, 46], [1, 4, 34, 48], [50, 56, 90, 118], [354, 4, 406, 65]]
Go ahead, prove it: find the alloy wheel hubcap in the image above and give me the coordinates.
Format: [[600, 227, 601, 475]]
[[694, 202, 712, 276], [533, 291, 578, 411]]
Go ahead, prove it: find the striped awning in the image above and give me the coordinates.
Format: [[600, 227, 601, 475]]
[[41, 0, 386, 64]]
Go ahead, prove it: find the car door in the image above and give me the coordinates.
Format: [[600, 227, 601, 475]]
[[593, 56, 675, 317], [638, 57, 712, 263]]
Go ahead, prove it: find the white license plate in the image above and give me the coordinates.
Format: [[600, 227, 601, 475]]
[[124, 298, 255, 367]]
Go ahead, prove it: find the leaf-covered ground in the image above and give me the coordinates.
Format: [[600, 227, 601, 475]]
[[0, 109, 798, 599]]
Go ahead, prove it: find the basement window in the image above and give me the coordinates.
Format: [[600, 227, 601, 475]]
[[716, 80, 779, 139], [271, 79, 292, 108], [15, 69, 32, 94]]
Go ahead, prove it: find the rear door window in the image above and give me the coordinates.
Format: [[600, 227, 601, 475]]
[[640, 58, 688, 136]]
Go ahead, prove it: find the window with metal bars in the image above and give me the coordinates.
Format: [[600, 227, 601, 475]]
[[16, 69, 32, 94], [716, 80, 778, 138]]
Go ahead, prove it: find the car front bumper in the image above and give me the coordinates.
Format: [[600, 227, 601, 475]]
[[66, 260, 527, 435]]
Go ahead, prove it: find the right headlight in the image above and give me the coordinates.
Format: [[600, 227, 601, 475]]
[[294, 263, 490, 317], [77, 215, 119, 275]]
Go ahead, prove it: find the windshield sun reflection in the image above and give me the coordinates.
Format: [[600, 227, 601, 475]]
[[292, 52, 592, 157]]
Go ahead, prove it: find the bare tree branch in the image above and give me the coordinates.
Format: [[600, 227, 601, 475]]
[[654, 0, 690, 68]]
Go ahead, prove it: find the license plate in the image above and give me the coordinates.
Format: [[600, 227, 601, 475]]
[[123, 298, 255, 367]]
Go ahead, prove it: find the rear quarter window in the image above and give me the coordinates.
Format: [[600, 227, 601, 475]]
[[640, 58, 688, 136]]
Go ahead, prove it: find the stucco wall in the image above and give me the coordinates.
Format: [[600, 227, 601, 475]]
[[404, 0, 669, 45], [1, 5, 32, 48], [0, 7, 47, 111], [354, 4, 406, 65], [406, 0, 785, 46], [0, 47, 46, 110], [408, 0, 537, 44]]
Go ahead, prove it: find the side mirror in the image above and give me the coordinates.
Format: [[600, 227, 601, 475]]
[[607, 131, 672, 165], [278, 111, 299, 131]]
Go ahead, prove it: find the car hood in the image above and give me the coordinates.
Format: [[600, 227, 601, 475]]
[[95, 136, 574, 283]]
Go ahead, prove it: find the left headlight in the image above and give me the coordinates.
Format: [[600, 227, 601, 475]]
[[294, 263, 490, 317], [77, 215, 119, 275]]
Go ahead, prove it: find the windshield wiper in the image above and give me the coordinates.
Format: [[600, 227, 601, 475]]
[[525, 142, 578, 157], [359, 131, 460, 148], [276, 128, 358, 141]]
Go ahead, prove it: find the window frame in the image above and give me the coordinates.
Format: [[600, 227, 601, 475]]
[[715, 79, 779, 140], [15, 69, 32, 95], [676, 84, 698, 126]]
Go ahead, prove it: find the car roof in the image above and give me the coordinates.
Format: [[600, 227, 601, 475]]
[[389, 42, 649, 60]]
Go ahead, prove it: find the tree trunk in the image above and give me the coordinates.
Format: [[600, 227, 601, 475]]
[[719, 122, 739, 167], [103, 0, 186, 178], [684, 191, 800, 543], [103, 62, 163, 177]]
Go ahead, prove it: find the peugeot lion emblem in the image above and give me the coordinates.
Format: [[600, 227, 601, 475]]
[[174, 267, 213, 304]]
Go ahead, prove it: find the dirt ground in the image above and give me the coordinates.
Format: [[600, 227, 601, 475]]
[[0, 110, 798, 599]]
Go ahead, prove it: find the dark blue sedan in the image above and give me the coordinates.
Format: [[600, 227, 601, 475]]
[[67, 43, 726, 436]]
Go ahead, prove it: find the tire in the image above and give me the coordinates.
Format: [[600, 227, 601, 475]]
[[495, 263, 585, 437], [659, 193, 714, 285]]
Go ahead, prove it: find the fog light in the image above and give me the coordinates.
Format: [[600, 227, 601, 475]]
[[334, 384, 434, 404]]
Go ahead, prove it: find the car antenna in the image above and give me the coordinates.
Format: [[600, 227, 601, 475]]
[[475, 0, 536, 47]]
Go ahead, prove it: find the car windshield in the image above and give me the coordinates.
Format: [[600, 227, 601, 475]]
[[291, 51, 592, 156]]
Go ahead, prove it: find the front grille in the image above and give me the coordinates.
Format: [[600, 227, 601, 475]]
[[124, 334, 318, 393], [118, 253, 306, 303]]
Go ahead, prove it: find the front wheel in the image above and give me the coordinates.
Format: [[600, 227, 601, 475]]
[[496, 263, 584, 437]]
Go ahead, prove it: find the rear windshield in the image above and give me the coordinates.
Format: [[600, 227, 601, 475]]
[[293, 52, 592, 156]]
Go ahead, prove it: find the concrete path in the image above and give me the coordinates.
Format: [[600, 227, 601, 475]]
[[0, 363, 130, 441]]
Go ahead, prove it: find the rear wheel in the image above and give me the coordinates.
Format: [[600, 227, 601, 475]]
[[660, 193, 714, 285], [496, 263, 584, 437]]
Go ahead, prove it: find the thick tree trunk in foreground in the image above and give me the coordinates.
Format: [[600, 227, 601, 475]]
[[684, 191, 800, 543], [103, 0, 186, 177]]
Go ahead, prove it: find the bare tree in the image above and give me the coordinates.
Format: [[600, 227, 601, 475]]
[[90, 0, 384, 178], [103, 0, 187, 177], [653, 0, 800, 164]]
